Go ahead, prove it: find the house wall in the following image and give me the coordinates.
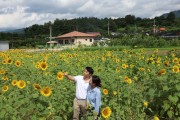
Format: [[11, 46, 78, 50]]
[[75, 37, 94, 45], [58, 37, 94, 46], [0, 41, 9, 51]]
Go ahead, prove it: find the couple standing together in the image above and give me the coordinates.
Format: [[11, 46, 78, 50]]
[[64, 66, 101, 120]]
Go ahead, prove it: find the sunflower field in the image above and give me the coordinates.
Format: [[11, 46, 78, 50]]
[[0, 48, 179, 120]]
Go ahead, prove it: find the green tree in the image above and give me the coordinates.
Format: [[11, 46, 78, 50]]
[[167, 12, 175, 23], [125, 15, 135, 24]]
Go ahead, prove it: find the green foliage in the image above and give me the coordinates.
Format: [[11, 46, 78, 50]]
[[106, 34, 180, 48]]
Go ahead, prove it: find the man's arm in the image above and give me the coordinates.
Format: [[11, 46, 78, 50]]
[[63, 72, 75, 81]]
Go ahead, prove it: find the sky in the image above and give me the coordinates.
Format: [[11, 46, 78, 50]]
[[0, 0, 180, 31]]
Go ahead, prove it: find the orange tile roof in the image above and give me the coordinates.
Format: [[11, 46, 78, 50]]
[[56, 31, 96, 38]]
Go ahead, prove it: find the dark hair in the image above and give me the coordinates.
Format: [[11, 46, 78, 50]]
[[92, 75, 101, 87], [85, 66, 94, 75]]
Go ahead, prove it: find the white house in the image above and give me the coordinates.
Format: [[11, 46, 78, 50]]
[[55, 31, 100, 46], [0, 41, 9, 51]]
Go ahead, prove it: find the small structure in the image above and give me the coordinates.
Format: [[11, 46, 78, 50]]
[[0, 41, 9, 51], [46, 41, 59, 48], [55, 31, 98, 46]]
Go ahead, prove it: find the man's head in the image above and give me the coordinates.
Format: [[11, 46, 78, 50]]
[[83, 66, 94, 77]]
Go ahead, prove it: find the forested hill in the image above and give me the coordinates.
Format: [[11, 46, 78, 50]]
[[161, 10, 180, 18], [23, 11, 180, 38]]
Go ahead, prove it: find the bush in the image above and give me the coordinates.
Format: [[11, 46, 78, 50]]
[[107, 34, 180, 48]]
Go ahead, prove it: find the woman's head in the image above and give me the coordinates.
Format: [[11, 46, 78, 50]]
[[90, 75, 101, 87]]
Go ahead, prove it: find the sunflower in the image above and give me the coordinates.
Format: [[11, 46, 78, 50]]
[[172, 57, 178, 63], [17, 80, 26, 89], [139, 68, 145, 71], [171, 53, 175, 57], [101, 107, 112, 119], [86, 101, 90, 109], [59, 54, 63, 59], [33, 83, 41, 90], [40, 62, 48, 70], [172, 65, 179, 73], [154, 49, 158, 53], [15, 60, 21, 67], [116, 67, 120, 73], [40, 87, 52, 97], [35, 62, 40, 69], [57, 72, 64, 80], [106, 51, 112, 57], [0, 70, 5, 74], [130, 64, 135, 68], [113, 91, 117, 95], [116, 58, 120, 63], [11, 80, 17, 86], [2, 59, 7, 64], [153, 116, 160, 120], [0, 52, 3, 57], [102, 57, 106, 61], [164, 60, 169, 67], [2, 85, 8, 92], [103, 89, 108, 95], [148, 57, 154, 63], [123, 49, 127, 53], [124, 76, 132, 84], [2, 76, 8, 81], [158, 69, 166, 76], [143, 101, 148, 108], [122, 63, 127, 69], [7, 58, 13, 64], [68, 54, 72, 58]]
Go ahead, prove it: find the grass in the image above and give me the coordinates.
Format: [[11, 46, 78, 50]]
[[62, 45, 180, 52]]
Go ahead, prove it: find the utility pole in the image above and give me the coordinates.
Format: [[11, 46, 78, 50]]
[[153, 18, 156, 36], [49, 25, 52, 41], [11, 33, 13, 49], [108, 21, 110, 36]]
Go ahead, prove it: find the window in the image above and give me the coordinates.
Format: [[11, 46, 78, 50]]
[[65, 40, 69, 44], [85, 39, 87, 41], [59, 40, 63, 44], [71, 39, 74, 43], [90, 39, 92, 42]]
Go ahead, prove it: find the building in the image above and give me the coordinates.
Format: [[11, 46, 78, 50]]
[[55, 31, 98, 46], [46, 40, 59, 48], [0, 41, 9, 51]]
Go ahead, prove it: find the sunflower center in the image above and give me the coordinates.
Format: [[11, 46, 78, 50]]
[[103, 109, 108, 116]]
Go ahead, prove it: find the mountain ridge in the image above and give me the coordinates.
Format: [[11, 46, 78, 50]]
[[161, 10, 180, 18]]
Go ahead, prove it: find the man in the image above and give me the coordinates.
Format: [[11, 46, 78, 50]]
[[64, 66, 94, 120]]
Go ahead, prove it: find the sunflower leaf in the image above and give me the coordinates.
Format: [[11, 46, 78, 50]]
[[32, 93, 39, 98]]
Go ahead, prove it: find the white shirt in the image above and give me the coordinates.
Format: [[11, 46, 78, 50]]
[[74, 75, 89, 99]]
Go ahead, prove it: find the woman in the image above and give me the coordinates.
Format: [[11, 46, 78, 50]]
[[86, 75, 102, 120]]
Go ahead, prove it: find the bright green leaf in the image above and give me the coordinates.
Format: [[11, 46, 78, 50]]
[[167, 110, 173, 118], [162, 103, 170, 111], [168, 95, 178, 104], [163, 86, 169, 91], [175, 84, 180, 91], [0, 109, 6, 118]]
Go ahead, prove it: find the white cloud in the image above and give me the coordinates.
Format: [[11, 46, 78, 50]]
[[0, 0, 179, 30]]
